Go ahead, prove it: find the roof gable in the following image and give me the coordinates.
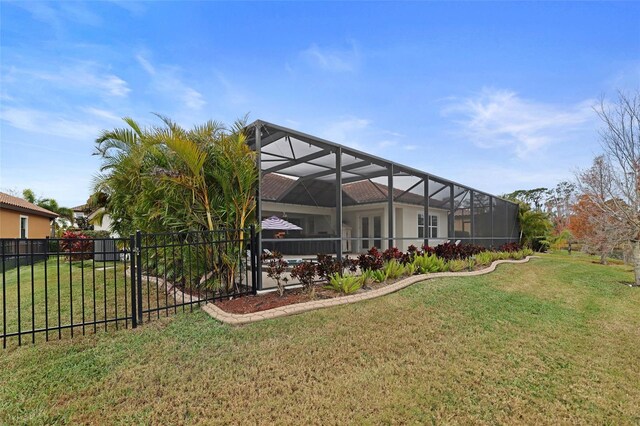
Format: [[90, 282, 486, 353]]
[[0, 192, 58, 218]]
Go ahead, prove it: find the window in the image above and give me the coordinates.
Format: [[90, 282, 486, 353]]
[[20, 216, 28, 238], [420, 213, 438, 238], [428, 215, 438, 238], [361, 217, 369, 249], [373, 216, 381, 249]]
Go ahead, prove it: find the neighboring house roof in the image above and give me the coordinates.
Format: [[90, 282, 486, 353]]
[[0, 192, 58, 219], [72, 204, 88, 212]]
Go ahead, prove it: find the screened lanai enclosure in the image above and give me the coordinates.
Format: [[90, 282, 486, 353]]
[[246, 120, 519, 289]]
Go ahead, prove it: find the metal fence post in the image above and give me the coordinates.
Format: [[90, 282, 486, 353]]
[[135, 231, 143, 324], [250, 225, 257, 295], [129, 234, 137, 329]]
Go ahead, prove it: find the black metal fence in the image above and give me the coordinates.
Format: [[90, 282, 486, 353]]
[[1, 227, 257, 348]]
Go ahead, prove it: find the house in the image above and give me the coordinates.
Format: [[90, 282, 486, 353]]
[[0, 192, 58, 238], [72, 204, 88, 222], [246, 121, 520, 266], [87, 207, 118, 237]]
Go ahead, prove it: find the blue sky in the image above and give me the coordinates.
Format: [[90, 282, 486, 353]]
[[1, 1, 638, 207]]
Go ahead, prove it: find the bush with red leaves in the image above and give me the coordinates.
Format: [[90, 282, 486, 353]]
[[357, 247, 384, 271], [498, 242, 522, 252], [59, 230, 93, 261]]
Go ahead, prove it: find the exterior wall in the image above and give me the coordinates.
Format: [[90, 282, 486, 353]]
[[395, 205, 449, 250], [262, 202, 335, 234], [93, 214, 118, 237], [263, 200, 454, 254], [0, 208, 52, 238]]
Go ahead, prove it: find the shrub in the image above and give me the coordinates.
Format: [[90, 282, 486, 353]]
[[264, 253, 289, 297], [447, 259, 467, 272], [316, 254, 343, 281], [412, 253, 447, 274], [383, 260, 405, 280], [82, 230, 111, 239], [434, 242, 485, 261], [371, 269, 389, 283], [360, 269, 374, 286], [498, 242, 522, 252], [475, 251, 495, 267], [467, 257, 476, 271], [358, 247, 384, 272], [343, 256, 359, 273], [382, 247, 403, 262], [404, 262, 417, 276], [60, 230, 93, 261], [491, 251, 509, 260], [325, 273, 363, 294], [290, 262, 317, 292], [421, 244, 435, 255], [511, 251, 524, 260], [522, 248, 534, 257]]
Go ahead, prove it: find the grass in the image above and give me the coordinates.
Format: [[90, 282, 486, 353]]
[[1, 258, 189, 346], [1, 252, 639, 424]]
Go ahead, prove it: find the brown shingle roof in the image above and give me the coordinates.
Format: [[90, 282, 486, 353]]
[[262, 174, 297, 201], [342, 180, 425, 205], [0, 192, 58, 218], [262, 174, 429, 206]]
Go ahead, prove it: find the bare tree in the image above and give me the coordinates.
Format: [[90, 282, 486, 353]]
[[576, 91, 640, 283]]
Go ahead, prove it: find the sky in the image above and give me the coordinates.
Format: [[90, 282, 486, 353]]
[[1, 1, 639, 208]]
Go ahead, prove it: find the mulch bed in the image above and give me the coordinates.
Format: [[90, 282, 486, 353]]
[[214, 287, 336, 314], [211, 261, 524, 315]]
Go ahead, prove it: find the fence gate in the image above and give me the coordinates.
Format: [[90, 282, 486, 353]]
[[1, 226, 257, 348]]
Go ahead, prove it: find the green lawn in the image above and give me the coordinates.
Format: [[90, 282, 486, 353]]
[[1, 252, 639, 424], [1, 258, 185, 347]]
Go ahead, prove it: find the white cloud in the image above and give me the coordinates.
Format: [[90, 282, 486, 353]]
[[11, 1, 103, 34], [443, 88, 595, 157], [135, 54, 206, 111], [2, 107, 104, 140], [322, 117, 371, 147], [216, 72, 248, 105], [135, 54, 156, 75], [84, 107, 122, 122], [301, 41, 360, 72], [3, 63, 130, 98]]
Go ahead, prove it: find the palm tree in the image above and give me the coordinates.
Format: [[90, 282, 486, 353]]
[[22, 188, 75, 234], [517, 202, 552, 249]]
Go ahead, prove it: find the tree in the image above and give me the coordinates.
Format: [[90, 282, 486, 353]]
[[94, 115, 257, 236], [21, 188, 74, 234], [503, 190, 553, 250], [94, 115, 258, 292], [545, 181, 576, 232], [569, 194, 628, 264], [503, 188, 549, 212], [576, 90, 640, 283], [516, 202, 552, 250]]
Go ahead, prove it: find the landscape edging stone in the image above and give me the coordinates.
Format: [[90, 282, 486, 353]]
[[201, 256, 540, 325]]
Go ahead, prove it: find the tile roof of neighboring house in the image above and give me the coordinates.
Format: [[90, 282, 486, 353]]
[[72, 204, 88, 212], [0, 192, 58, 218]]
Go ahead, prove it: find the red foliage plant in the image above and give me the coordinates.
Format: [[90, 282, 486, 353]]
[[357, 247, 384, 271], [59, 230, 93, 261], [497, 242, 522, 253]]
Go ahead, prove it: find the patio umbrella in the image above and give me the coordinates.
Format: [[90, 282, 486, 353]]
[[261, 216, 302, 231]]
